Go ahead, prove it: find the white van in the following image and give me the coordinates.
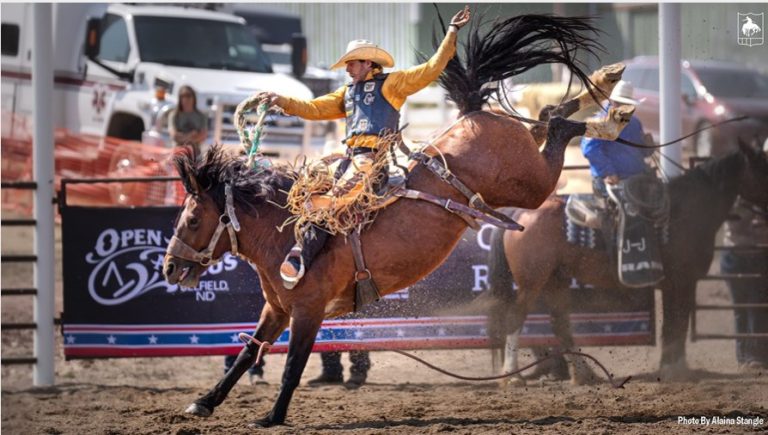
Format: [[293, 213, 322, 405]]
[[1, 3, 323, 161]]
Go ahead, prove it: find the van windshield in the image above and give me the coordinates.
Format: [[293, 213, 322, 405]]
[[134, 16, 272, 73], [695, 68, 768, 99]]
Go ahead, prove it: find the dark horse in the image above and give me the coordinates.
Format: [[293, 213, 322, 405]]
[[163, 15, 629, 427], [486, 143, 768, 384]]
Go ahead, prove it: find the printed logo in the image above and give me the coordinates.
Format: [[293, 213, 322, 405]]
[[85, 228, 237, 305], [358, 118, 369, 131], [364, 82, 375, 92], [91, 86, 107, 114], [738, 13, 764, 47], [363, 93, 375, 105]]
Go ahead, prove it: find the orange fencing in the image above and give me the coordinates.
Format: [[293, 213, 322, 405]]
[[1, 113, 184, 215]]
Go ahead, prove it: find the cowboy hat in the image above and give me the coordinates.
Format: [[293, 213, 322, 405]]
[[609, 80, 645, 105], [330, 39, 394, 70]]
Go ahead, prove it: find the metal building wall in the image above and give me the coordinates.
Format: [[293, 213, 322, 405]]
[[258, 3, 418, 70]]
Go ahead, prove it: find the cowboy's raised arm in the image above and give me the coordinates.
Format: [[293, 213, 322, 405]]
[[384, 6, 471, 99]]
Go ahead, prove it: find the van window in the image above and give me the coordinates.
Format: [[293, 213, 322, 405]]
[[622, 67, 645, 90], [99, 14, 130, 62], [1, 23, 20, 57]]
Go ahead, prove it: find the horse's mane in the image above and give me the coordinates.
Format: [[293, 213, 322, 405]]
[[174, 145, 295, 214], [431, 10, 606, 114], [670, 150, 746, 196]]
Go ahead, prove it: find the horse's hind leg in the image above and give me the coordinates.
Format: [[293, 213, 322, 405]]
[[250, 307, 325, 427], [186, 304, 289, 417], [530, 63, 626, 145], [543, 277, 598, 385]]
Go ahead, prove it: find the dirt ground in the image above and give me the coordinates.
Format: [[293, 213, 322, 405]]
[[3, 148, 767, 434]]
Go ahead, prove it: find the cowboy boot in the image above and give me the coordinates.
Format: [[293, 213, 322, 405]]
[[280, 225, 330, 289]]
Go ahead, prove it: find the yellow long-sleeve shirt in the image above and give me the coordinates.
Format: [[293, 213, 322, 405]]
[[274, 29, 458, 148]]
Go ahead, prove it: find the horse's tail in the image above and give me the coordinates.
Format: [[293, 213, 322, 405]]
[[433, 10, 605, 114], [486, 221, 517, 372]]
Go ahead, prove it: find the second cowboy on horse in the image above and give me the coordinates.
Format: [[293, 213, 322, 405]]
[[252, 6, 472, 289]]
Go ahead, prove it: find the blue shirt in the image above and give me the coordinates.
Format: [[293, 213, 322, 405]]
[[580, 107, 653, 179]]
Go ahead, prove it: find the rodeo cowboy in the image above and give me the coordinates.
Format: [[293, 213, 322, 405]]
[[253, 6, 472, 288]]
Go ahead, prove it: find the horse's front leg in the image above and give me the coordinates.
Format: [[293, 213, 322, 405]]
[[250, 308, 324, 428], [186, 303, 289, 417], [659, 279, 696, 379]]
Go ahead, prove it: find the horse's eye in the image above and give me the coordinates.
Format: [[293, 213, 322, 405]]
[[189, 217, 199, 228]]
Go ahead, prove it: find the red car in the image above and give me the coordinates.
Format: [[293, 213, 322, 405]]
[[622, 56, 768, 157]]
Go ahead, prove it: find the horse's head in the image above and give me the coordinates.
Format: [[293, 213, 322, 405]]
[[163, 147, 241, 288], [737, 139, 768, 212]]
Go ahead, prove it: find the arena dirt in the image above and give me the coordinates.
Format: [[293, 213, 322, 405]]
[[3, 148, 767, 434]]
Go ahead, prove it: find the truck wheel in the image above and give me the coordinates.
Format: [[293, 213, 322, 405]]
[[107, 114, 144, 141]]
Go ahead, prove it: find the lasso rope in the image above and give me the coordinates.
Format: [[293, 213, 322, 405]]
[[234, 96, 273, 172]]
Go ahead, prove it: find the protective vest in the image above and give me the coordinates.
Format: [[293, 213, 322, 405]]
[[344, 74, 400, 142]]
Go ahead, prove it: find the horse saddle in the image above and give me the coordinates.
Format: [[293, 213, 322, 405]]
[[565, 174, 669, 288], [608, 175, 668, 288]]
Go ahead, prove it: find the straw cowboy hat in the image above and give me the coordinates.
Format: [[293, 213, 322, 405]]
[[330, 39, 394, 70], [609, 80, 645, 105]]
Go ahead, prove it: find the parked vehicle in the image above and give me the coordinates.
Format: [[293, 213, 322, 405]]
[[622, 56, 768, 157], [1, 3, 324, 162]]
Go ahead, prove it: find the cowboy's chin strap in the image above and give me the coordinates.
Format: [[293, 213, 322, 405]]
[[167, 184, 241, 266]]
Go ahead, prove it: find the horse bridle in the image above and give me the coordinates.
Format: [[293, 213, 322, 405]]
[[167, 184, 241, 266]]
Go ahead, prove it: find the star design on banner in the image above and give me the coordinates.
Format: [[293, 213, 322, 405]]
[[230, 333, 240, 343], [353, 330, 364, 339], [107, 335, 117, 344], [437, 328, 447, 336], [522, 326, 529, 334], [640, 322, 649, 331], [148, 335, 159, 344], [603, 324, 613, 333], [396, 329, 405, 337], [65, 335, 76, 344], [479, 327, 487, 336], [190, 334, 200, 344]]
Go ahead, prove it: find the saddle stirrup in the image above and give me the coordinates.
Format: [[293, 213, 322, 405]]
[[280, 246, 305, 289]]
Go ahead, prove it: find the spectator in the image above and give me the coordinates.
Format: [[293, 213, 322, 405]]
[[307, 351, 371, 389], [721, 148, 768, 373], [168, 85, 208, 158], [224, 354, 267, 385]]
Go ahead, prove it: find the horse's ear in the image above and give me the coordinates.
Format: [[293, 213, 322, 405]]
[[173, 150, 201, 195]]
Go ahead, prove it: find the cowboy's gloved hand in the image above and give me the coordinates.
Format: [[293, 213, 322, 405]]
[[450, 6, 471, 30], [254, 91, 278, 107]]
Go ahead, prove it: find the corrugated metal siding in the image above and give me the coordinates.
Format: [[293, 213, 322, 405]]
[[621, 4, 767, 71], [258, 3, 417, 69]]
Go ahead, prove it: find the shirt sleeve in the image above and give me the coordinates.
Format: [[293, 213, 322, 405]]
[[581, 136, 617, 178], [275, 86, 347, 120], [382, 29, 458, 109]]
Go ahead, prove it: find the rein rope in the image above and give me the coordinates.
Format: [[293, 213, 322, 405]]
[[389, 348, 631, 389]]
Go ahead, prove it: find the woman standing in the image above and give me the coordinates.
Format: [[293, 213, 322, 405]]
[[168, 85, 208, 158]]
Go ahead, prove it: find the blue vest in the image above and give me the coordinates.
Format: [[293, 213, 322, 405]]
[[344, 74, 400, 141]]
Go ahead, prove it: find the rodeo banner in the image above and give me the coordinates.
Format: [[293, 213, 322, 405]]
[[61, 205, 653, 359]]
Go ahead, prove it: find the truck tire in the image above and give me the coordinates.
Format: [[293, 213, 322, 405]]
[[107, 114, 144, 141]]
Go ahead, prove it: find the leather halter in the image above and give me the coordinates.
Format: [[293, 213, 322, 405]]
[[167, 184, 241, 266]]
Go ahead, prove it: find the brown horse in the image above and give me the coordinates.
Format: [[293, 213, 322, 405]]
[[163, 14, 629, 427], [486, 143, 768, 384]]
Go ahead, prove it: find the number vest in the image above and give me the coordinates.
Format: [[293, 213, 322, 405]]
[[344, 74, 400, 142]]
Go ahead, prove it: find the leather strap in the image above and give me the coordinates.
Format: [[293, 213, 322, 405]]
[[395, 188, 524, 231], [349, 230, 372, 282]]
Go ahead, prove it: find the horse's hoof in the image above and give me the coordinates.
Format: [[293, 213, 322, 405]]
[[184, 403, 212, 417], [247, 416, 282, 428], [659, 360, 691, 381], [499, 375, 526, 388]]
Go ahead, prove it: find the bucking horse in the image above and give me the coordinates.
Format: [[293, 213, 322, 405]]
[[163, 14, 633, 428]]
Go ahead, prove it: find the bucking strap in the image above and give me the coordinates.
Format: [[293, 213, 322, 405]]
[[398, 141, 524, 232], [395, 188, 524, 231]]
